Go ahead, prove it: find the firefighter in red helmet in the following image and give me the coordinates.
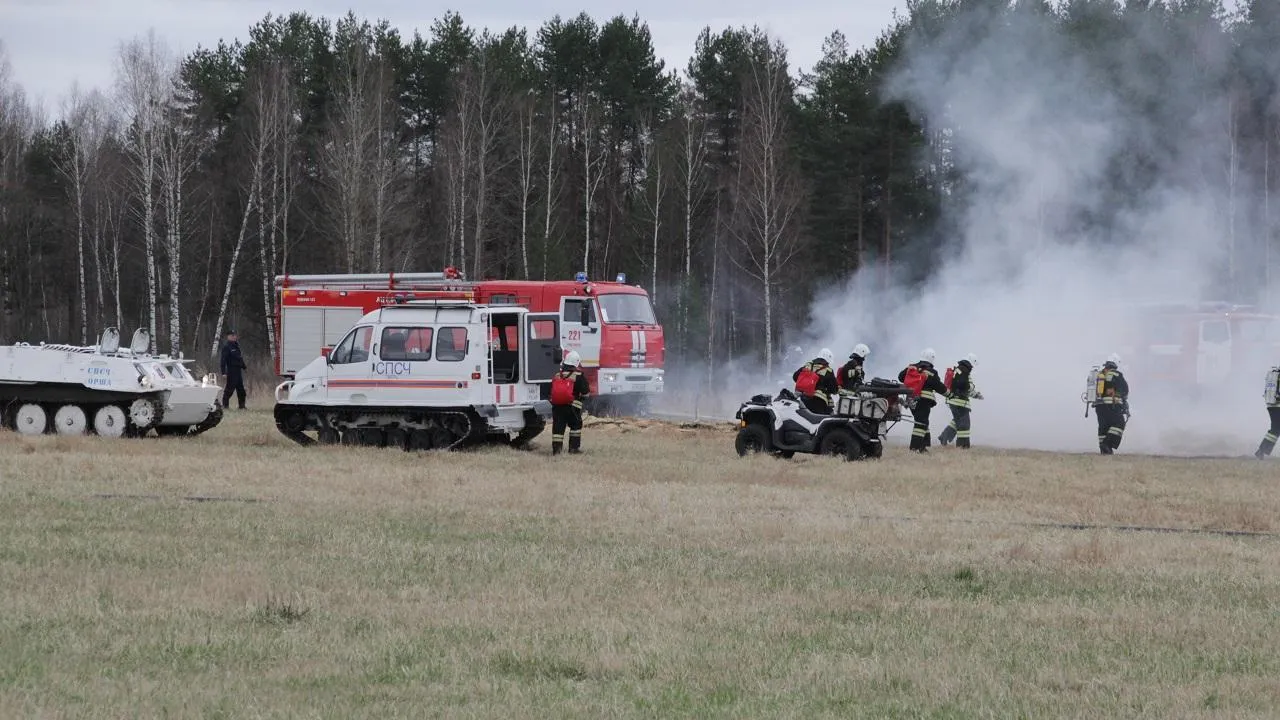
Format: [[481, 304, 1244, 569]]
[[899, 348, 948, 453], [550, 350, 590, 455], [793, 348, 838, 414]]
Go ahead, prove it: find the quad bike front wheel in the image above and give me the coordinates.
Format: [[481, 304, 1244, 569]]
[[734, 423, 773, 457], [819, 428, 865, 461]]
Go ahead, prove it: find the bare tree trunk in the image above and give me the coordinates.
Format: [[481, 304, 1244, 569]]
[[638, 123, 666, 301], [517, 96, 538, 279], [542, 94, 560, 281], [211, 177, 258, 357], [581, 94, 605, 275], [92, 194, 105, 329]]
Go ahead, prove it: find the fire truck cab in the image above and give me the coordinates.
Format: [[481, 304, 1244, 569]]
[[273, 270, 664, 415], [1125, 302, 1280, 390]]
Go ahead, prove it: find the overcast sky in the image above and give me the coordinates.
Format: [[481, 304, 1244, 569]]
[[2, 0, 904, 113]]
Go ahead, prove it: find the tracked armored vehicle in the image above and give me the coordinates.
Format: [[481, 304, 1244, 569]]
[[0, 327, 222, 437], [273, 299, 560, 450]]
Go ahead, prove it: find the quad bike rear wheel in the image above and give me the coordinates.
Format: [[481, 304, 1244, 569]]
[[734, 423, 773, 457], [819, 428, 865, 461]]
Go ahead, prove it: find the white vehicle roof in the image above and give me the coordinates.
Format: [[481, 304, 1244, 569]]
[[354, 301, 531, 326]]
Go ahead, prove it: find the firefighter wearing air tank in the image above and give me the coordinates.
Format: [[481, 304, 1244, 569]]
[[939, 354, 983, 449], [899, 348, 948, 453], [1254, 366, 1280, 459], [793, 348, 839, 414], [550, 351, 590, 455], [1092, 354, 1129, 455]]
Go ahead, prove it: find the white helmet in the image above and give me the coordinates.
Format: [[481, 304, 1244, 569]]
[[1106, 352, 1120, 367], [852, 343, 870, 359], [966, 353, 977, 367], [819, 348, 834, 364], [564, 350, 581, 367], [921, 348, 936, 363]]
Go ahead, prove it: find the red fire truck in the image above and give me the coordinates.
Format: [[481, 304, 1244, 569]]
[[1122, 302, 1280, 393], [272, 269, 664, 413]]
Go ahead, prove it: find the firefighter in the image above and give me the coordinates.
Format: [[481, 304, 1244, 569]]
[[1093, 353, 1129, 455], [793, 348, 838, 414], [1255, 376, 1280, 459], [898, 348, 948, 453], [838, 343, 871, 393], [219, 330, 247, 410], [550, 350, 590, 455], [939, 354, 983, 448]]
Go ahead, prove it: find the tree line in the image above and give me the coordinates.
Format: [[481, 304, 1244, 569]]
[[1, 0, 1278, 384]]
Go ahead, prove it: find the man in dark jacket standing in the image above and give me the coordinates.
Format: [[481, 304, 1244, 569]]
[[220, 331, 247, 409]]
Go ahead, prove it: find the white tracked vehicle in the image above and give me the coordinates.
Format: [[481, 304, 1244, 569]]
[[0, 328, 223, 437], [273, 299, 560, 450]]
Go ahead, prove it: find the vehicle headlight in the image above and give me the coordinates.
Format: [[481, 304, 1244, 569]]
[[138, 374, 151, 388]]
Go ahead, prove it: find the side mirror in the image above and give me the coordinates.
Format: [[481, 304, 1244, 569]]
[[553, 347, 563, 363], [321, 346, 333, 364], [579, 305, 590, 326]]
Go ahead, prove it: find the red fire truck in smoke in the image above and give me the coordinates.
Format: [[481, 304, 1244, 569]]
[[272, 269, 664, 413], [1123, 302, 1280, 393]]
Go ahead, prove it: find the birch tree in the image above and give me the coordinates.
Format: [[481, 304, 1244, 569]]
[[730, 46, 805, 379], [636, 120, 667, 301], [157, 82, 201, 354], [322, 17, 379, 273], [541, 92, 562, 280], [580, 92, 606, 274], [514, 90, 539, 278], [115, 31, 173, 352], [53, 86, 110, 343]]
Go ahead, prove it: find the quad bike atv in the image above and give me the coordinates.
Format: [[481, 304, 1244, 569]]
[[733, 378, 914, 461]]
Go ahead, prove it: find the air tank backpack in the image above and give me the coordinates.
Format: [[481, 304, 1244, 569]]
[[902, 366, 926, 397], [795, 367, 820, 397], [550, 373, 576, 406], [943, 366, 955, 391]]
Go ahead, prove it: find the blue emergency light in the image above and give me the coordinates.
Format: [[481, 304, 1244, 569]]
[[575, 271, 587, 283], [616, 272, 626, 283]]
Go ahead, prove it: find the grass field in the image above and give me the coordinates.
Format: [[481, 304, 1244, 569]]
[[2, 410, 1280, 718]]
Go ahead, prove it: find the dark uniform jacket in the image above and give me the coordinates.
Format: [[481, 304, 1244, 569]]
[[899, 361, 948, 407], [220, 341, 246, 377], [557, 366, 591, 410], [838, 360, 865, 392], [793, 359, 838, 406]]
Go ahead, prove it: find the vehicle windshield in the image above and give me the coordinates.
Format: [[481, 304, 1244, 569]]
[[597, 293, 656, 324]]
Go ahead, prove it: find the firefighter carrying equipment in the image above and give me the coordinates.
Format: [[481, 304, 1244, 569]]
[[940, 358, 980, 449], [551, 365, 590, 455], [899, 360, 949, 452], [794, 358, 838, 413], [1092, 361, 1129, 455]]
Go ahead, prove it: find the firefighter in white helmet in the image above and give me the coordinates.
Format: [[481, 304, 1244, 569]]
[[939, 353, 983, 448], [838, 343, 871, 393], [549, 350, 590, 455], [1093, 353, 1129, 455], [899, 348, 948, 453], [793, 347, 838, 413]]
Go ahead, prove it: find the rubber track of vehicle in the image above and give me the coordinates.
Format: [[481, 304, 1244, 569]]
[[276, 410, 475, 451]]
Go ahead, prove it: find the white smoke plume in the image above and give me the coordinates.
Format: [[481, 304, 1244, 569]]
[[665, 5, 1279, 456]]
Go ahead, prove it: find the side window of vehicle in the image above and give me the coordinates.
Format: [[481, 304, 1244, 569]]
[[349, 326, 373, 363], [330, 330, 356, 364], [381, 327, 432, 361], [436, 327, 468, 361], [563, 299, 595, 324]]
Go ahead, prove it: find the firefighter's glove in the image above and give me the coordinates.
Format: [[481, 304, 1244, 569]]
[[973, 391, 984, 400], [1122, 401, 1131, 419]]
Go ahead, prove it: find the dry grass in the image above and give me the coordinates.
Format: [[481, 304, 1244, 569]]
[[3, 411, 1280, 717]]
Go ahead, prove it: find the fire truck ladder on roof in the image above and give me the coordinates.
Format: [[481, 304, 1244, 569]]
[[275, 272, 456, 288]]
